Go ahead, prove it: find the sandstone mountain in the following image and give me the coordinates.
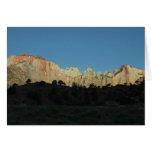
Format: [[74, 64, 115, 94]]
[[7, 54, 145, 87]]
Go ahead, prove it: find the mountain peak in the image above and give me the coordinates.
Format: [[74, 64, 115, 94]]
[[83, 67, 96, 77], [103, 71, 113, 78]]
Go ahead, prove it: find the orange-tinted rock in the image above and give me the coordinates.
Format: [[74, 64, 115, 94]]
[[7, 54, 145, 87]]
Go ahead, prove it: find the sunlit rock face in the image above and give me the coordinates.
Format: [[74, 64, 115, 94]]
[[81, 67, 97, 87], [60, 67, 82, 77], [97, 72, 102, 81], [111, 65, 144, 86], [7, 54, 144, 87], [7, 55, 61, 83]]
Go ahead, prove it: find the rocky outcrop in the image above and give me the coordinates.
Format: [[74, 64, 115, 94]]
[[79, 68, 101, 87], [7, 54, 145, 87], [111, 65, 144, 86]]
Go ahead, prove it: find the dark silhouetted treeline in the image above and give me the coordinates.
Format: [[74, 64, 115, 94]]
[[7, 79, 144, 106]]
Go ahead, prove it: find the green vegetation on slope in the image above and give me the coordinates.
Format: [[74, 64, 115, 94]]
[[7, 65, 27, 88], [7, 74, 25, 88]]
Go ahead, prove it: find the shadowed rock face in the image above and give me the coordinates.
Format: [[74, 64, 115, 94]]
[[7, 54, 145, 87]]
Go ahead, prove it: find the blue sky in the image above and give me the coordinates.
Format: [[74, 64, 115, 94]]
[[7, 27, 145, 74]]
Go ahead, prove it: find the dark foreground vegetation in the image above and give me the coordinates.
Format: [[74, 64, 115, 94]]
[[7, 80, 145, 125]]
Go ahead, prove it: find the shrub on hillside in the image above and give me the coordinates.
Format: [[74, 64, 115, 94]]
[[26, 79, 31, 84], [39, 81, 46, 86], [52, 80, 57, 86], [58, 80, 66, 86], [8, 83, 17, 95]]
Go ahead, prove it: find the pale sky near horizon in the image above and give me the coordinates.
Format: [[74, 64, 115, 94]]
[[7, 27, 145, 74]]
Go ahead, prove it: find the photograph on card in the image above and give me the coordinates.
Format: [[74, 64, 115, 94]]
[[7, 27, 145, 125]]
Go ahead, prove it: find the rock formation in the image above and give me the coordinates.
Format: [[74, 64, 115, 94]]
[[7, 54, 145, 87]]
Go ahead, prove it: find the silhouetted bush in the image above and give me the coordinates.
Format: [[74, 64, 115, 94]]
[[58, 80, 66, 86], [26, 79, 31, 84], [8, 84, 17, 95], [52, 80, 57, 86], [72, 82, 78, 88], [89, 83, 96, 88], [39, 81, 46, 86]]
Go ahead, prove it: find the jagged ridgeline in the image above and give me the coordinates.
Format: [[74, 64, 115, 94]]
[[7, 53, 145, 88]]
